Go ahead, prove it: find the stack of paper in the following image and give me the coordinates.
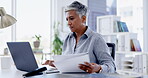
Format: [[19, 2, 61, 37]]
[[53, 53, 90, 73]]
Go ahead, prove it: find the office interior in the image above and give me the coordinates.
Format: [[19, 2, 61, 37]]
[[1, 0, 148, 76]]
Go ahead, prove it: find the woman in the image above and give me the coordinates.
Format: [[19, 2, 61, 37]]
[[44, 1, 116, 73]]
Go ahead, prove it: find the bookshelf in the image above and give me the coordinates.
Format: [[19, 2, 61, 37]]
[[97, 15, 144, 74], [97, 15, 142, 52], [97, 15, 120, 35]]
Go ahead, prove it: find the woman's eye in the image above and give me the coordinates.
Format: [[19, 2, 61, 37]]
[[66, 17, 74, 21], [69, 18, 74, 20], [66, 18, 68, 21]]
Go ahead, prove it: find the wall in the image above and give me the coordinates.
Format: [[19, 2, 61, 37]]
[[143, 0, 148, 52]]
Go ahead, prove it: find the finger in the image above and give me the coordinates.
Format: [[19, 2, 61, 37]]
[[79, 64, 89, 72], [79, 64, 87, 70], [84, 62, 91, 67], [79, 64, 91, 68], [79, 64, 86, 66], [50, 60, 54, 62], [91, 63, 96, 65], [85, 68, 92, 73], [49, 61, 54, 65], [42, 60, 49, 65], [50, 64, 55, 67], [81, 62, 94, 73], [79, 64, 92, 73]]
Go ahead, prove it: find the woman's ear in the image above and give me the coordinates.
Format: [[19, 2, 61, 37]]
[[81, 16, 86, 23]]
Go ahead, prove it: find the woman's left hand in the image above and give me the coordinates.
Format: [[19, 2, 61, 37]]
[[79, 62, 102, 73]]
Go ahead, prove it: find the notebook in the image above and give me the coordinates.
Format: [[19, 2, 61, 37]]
[[7, 42, 39, 72]]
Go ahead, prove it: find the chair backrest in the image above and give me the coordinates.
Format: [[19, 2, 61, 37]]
[[106, 43, 115, 60]]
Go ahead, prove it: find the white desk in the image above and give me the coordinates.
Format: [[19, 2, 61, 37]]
[[0, 66, 26, 78], [0, 55, 144, 78], [0, 66, 144, 78]]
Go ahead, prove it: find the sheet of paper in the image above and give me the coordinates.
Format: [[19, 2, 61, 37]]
[[53, 53, 90, 73]]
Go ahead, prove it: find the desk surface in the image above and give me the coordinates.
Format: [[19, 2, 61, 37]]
[[0, 67, 25, 78], [25, 73, 136, 78], [0, 66, 145, 78]]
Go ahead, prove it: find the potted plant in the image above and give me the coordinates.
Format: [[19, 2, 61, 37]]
[[52, 22, 63, 55], [33, 35, 42, 49]]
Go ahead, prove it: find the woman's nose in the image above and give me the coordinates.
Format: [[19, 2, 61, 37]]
[[68, 20, 72, 25]]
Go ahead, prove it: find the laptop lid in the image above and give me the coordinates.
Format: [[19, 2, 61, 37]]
[[7, 42, 38, 72]]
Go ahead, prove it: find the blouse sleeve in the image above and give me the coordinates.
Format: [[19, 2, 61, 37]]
[[93, 33, 116, 73]]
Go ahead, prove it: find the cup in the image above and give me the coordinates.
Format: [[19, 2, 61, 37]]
[[0, 56, 11, 69]]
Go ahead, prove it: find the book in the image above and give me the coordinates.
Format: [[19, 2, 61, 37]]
[[117, 21, 122, 32], [133, 54, 148, 73], [124, 33, 137, 51], [113, 21, 119, 32], [117, 21, 129, 32], [142, 54, 148, 74], [131, 39, 136, 51], [120, 22, 129, 32], [117, 33, 137, 51], [133, 55, 139, 72], [131, 39, 142, 51]]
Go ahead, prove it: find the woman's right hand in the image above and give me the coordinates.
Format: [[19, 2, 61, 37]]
[[42, 60, 55, 67]]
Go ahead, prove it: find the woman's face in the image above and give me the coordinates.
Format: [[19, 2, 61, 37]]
[[66, 10, 86, 32]]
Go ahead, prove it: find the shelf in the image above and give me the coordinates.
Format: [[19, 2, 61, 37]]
[[116, 51, 148, 55], [101, 32, 137, 36], [116, 70, 142, 77], [97, 15, 144, 74]]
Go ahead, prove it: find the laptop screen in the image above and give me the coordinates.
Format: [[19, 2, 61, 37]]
[[7, 42, 38, 72]]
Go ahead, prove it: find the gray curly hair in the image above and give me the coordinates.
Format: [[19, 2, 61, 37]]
[[65, 1, 88, 17]]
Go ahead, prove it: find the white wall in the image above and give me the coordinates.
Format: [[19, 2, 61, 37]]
[[143, 0, 148, 52]]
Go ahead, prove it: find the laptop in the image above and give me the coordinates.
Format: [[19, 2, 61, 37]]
[[7, 42, 39, 72]]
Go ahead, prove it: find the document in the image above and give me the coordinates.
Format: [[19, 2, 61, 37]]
[[53, 53, 90, 73]]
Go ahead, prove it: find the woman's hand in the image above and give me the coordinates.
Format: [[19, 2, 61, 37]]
[[42, 60, 55, 67], [79, 62, 102, 73]]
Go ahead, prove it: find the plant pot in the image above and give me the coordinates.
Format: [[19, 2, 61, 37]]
[[33, 41, 40, 49]]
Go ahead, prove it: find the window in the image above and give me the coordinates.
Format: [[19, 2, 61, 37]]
[[16, 0, 51, 50]]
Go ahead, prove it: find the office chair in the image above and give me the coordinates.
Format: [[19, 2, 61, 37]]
[[107, 43, 115, 60]]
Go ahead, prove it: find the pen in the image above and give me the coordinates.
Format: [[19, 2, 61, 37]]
[[23, 67, 47, 77]]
